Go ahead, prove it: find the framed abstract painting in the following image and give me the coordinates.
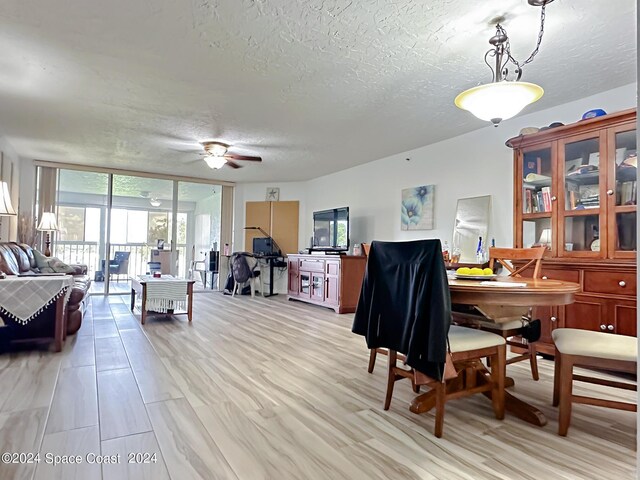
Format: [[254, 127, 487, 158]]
[[401, 185, 435, 230]]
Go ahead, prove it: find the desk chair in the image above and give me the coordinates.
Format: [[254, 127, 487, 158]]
[[353, 240, 506, 438], [552, 328, 637, 436], [230, 253, 262, 297], [453, 246, 546, 381], [108, 251, 130, 282]]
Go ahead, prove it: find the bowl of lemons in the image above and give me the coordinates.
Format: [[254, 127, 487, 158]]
[[454, 267, 497, 280]]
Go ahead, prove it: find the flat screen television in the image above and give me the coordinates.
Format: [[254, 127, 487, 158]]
[[312, 207, 349, 252]]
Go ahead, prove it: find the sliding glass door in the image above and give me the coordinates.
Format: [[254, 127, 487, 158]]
[[109, 175, 174, 293], [55, 170, 109, 294], [51, 167, 224, 295], [177, 181, 222, 291]]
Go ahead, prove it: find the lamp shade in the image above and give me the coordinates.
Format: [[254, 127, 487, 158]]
[[538, 228, 552, 246], [37, 212, 59, 231], [204, 156, 227, 169], [0, 181, 16, 216], [455, 81, 544, 125]]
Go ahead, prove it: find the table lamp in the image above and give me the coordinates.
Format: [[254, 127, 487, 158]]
[[0, 181, 17, 243], [538, 228, 552, 248], [37, 211, 59, 257]]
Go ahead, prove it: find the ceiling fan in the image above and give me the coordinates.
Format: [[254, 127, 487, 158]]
[[199, 141, 262, 169]]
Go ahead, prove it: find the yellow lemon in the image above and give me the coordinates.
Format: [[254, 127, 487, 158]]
[[456, 267, 471, 275], [469, 267, 484, 275], [483, 268, 494, 275]]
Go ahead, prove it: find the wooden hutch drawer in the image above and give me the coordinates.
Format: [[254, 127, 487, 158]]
[[540, 268, 580, 284], [583, 271, 636, 297], [299, 258, 325, 272]]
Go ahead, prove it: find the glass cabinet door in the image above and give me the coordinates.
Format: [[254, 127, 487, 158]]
[[610, 127, 637, 257], [559, 134, 604, 257], [300, 273, 311, 297], [520, 146, 554, 251]]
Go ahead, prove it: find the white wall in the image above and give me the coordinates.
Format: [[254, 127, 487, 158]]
[[0, 136, 21, 241], [301, 84, 637, 250]]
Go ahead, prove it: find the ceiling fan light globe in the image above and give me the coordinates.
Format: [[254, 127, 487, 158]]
[[204, 156, 227, 169], [209, 144, 228, 157], [455, 81, 544, 125]]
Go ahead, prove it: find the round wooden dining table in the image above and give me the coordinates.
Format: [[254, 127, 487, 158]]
[[409, 275, 581, 426], [448, 276, 580, 307]]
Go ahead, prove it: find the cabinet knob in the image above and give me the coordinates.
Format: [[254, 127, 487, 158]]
[[600, 324, 607, 330], [542, 276, 548, 280], [607, 189, 614, 196], [607, 324, 614, 331], [551, 196, 557, 202], [550, 316, 557, 322], [619, 280, 626, 287]]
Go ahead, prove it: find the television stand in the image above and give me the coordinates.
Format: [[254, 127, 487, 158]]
[[308, 249, 346, 255], [287, 254, 366, 313]]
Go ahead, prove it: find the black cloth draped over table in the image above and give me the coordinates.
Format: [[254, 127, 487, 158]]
[[352, 239, 452, 381]]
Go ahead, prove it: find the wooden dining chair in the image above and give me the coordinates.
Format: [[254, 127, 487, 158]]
[[385, 325, 506, 438], [353, 240, 507, 438], [452, 246, 546, 380], [552, 328, 637, 436], [361, 242, 389, 374]]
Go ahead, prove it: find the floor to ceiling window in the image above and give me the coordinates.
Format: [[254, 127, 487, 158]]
[[48, 167, 226, 295]]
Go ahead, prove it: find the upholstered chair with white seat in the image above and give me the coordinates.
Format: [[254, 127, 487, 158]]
[[552, 328, 637, 436]]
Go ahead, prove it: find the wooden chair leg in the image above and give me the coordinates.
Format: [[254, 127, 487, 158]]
[[552, 348, 561, 407], [434, 381, 446, 438], [368, 348, 377, 373], [384, 350, 398, 410], [558, 353, 574, 436], [529, 343, 539, 381], [491, 345, 506, 420]]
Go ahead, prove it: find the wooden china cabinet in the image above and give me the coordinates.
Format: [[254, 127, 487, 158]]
[[507, 108, 637, 355]]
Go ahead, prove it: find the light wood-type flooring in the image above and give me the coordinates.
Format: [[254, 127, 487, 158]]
[[0, 293, 635, 480]]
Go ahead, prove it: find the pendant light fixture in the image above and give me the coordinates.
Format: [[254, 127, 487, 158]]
[[455, 0, 553, 126]]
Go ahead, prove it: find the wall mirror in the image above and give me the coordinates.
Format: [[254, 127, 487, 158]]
[[452, 195, 491, 263]]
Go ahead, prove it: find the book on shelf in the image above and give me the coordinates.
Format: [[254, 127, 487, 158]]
[[524, 173, 551, 185], [618, 180, 637, 205]]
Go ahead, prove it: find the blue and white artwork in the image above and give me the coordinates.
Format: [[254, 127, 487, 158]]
[[401, 185, 435, 230]]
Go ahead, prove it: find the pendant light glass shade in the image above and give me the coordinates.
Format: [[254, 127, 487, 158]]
[[455, 81, 544, 126], [0, 181, 16, 216], [204, 155, 227, 169]]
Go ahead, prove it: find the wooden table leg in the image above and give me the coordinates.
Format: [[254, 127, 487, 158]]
[[53, 294, 65, 352], [141, 284, 147, 325], [187, 283, 193, 323], [410, 365, 547, 427], [130, 288, 135, 311]]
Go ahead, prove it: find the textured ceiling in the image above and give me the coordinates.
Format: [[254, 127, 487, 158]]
[[0, 0, 635, 182]]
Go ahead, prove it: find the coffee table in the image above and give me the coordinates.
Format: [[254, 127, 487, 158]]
[[130, 275, 195, 324]]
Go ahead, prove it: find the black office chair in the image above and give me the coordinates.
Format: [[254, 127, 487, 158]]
[[108, 251, 130, 281]]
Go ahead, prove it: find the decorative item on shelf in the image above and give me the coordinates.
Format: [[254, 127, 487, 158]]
[[37, 211, 59, 257], [581, 109, 607, 121], [538, 228, 552, 249], [157, 239, 165, 250], [454, 0, 554, 126], [266, 187, 280, 201]]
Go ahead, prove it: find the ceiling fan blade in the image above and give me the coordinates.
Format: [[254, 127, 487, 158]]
[[224, 154, 262, 162], [225, 160, 242, 169]]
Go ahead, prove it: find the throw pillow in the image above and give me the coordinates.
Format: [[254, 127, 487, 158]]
[[33, 250, 75, 274], [33, 249, 49, 270]]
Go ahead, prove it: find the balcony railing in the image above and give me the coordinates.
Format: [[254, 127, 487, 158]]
[[54, 241, 188, 281]]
